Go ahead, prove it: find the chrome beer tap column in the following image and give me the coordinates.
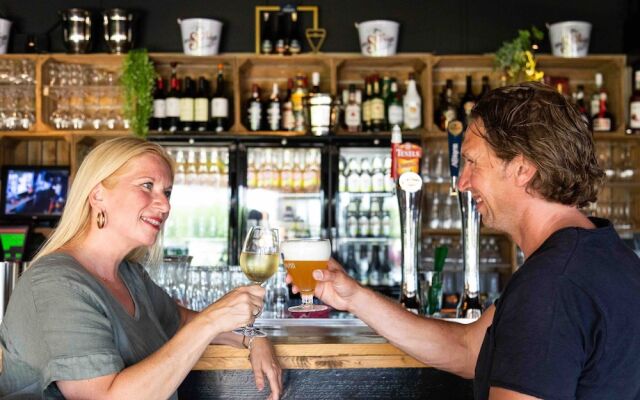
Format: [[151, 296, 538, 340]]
[[447, 120, 482, 319], [392, 125, 424, 314]]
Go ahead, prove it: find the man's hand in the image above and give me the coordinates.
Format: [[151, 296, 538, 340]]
[[286, 258, 361, 313]]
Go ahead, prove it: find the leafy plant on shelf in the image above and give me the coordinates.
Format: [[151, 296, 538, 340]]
[[121, 49, 155, 138], [495, 26, 545, 83]]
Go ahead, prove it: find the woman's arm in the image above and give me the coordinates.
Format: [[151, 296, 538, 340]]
[[57, 285, 266, 400]]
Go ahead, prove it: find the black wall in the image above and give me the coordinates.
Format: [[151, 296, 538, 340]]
[[1, 0, 638, 58]]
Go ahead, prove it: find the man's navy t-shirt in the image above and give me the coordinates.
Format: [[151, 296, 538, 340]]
[[474, 217, 640, 399]]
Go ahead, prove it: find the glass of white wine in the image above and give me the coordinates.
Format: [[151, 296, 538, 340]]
[[233, 226, 280, 337]]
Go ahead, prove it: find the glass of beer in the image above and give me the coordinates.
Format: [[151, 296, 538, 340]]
[[233, 226, 279, 337], [281, 239, 330, 313]]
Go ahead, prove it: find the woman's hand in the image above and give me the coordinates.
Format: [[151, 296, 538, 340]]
[[249, 337, 282, 400], [199, 285, 265, 334]]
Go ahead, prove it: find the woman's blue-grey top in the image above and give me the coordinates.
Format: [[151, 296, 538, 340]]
[[0, 253, 181, 399]]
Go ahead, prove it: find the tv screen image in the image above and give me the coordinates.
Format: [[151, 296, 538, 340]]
[[2, 166, 70, 219]]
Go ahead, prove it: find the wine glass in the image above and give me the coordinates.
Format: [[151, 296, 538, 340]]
[[233, 226, 280, 337], [281, 238, 331, 313]]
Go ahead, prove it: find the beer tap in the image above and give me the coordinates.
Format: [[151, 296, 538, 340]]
[[447, 120, 482, 319], [392, 125, 423, 314]]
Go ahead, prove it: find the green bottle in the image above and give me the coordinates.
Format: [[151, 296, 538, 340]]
[[428, 245, 448, 316]]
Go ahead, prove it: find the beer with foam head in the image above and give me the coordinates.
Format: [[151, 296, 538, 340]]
[[281, 239, 330, 312]]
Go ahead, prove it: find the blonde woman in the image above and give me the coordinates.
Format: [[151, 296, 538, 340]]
[[0, 137, 282, 399]]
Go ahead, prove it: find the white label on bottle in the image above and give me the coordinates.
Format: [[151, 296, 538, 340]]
[[370, 99, 385, 120], [388, 104, 403, 125], [282, 102, 295, 130], [180, 98, 195, 121], [153, 99, 166, 118], [345, 104, 361, 128], [166, 97, 180, 117], [631, 101, 640, 129], [404, 100, 422, 129], [249, 102, 262, 130], [592, 117, 611, 132], [362, 102, 372, 123], [211, 97, 229, 118], [194, 98, 209, 122]]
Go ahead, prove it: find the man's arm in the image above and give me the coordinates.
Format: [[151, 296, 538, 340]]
[[490, 387, 541, 400], [306, 259, 493, 378]]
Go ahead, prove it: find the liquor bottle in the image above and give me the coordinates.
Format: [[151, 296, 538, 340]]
[[338, 156, 347, 192], [370, 77, 386, 132], [427, 245, 447, 316], [437, 79, 457, 132], [362, 77, 372, 132], [247, 151, 258, 188], [629, 70, 640, 133], [247, 84, 263, 131], [591, 73, 615, 132], [344, 245, 360, 281], [368, 245, 382, 286], [282, 78, 295, 131], [310, 72, 321, 94], [194, 77, 210, 132], [574, 85, 590, 124], [371, 156, 385, 193], [344, 84, 362, 133], [386, 79, 404, 130], [166, 63, 181, 133], [403, 73, 422, 130], [267, 83, 281, 131], [369, 200, 381, 237], [346, 201, 359, 238], [211, 64, 229, 133], [459, 75, 476, 129], [291, 150, 303, 192], [590, 73, 603, 120], [280, 149, 293, 192], [358, 244, 369, 285], [291, 74, 308, 133], [179, 77, 195, 132], [357, 202, 370, 238], [289, 11, 302, 55], [303, 149, 320, 192], [151, 77, 166, 132], [346, 158, 361, 192], [258, 149, 274, 189], [260, 12, 274, 54], [383, 156, 395, 193], [359, 157, 373, 193], [479, 76, 491, 99]]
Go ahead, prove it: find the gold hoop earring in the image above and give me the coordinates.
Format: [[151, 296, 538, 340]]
[[97, 210, 107, 229]]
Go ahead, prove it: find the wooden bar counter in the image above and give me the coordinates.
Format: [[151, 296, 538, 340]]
[[179, 319, 473, 399]]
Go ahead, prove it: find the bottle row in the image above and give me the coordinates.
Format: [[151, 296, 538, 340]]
[[337, 242, 400, 287], [150, 63, 230, 133], [422, 235, 505, 267], [338, 155, 395, 193], [168, 147, 229, 188], [421, 269, 501, 315], [342, 197, 395, 239], [247, 148, 321, 193]]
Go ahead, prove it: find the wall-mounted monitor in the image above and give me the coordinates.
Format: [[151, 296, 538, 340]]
[[1, 166, 70, 221]]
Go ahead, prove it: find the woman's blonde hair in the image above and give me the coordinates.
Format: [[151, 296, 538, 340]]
[[33, 137, 175, 265]]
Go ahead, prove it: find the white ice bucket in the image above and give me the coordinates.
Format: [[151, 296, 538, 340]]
[[548, 21, 591, 58], [177, 18, 222, 56], [0, 18, 12, 54], [355, 20, 399, 57]]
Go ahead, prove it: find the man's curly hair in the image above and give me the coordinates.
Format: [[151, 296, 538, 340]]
[[470, 81, 604, 208]]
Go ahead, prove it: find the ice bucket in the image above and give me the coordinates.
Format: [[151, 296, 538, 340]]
[[355, 20, 399, 57], [60, 8, 92, 54], [103, 8, 134, 54], [548, 21, 591, 58], [0, 18, 12, 54], [177, 18, 223, 56]]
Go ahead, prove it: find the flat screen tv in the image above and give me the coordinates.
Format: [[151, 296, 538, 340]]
[[1, 165, 70, 221]]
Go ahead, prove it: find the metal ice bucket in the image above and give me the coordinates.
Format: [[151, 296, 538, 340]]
[[60, 8, 92, 54], [103, 8, 134, 54]]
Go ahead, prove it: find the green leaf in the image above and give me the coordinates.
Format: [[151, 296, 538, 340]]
[[121, 49, 156, 138]]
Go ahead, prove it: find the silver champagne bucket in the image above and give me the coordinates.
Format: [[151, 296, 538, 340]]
[[103, 8, 134, 54], [60, 8, 92, 54]]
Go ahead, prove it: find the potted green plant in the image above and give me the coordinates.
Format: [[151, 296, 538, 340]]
[[121, 49, 155, 138], [494, 26, 544, 83]]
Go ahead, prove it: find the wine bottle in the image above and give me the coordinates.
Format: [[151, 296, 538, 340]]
[[151, 77, 166, 132], [211, 64, 229, 133], [459, 75, 476, 129], [165, 63, 181, 133], [179, 76, 195, 132], [267, 82, 281, 131], [247, 84, 263, 131], [194, 77, 210, 132], [403, 73, 422, 130]]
